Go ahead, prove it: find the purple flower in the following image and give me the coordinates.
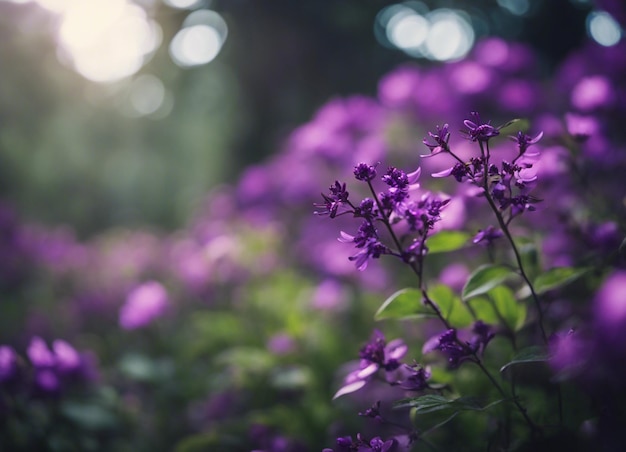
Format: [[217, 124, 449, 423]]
[[119, 281, 170, 330], [463, 112, 500, 142], [397, 362, 431, 391], [339, 223, 389, 271], [354, 163, 378, 182], [325, 434, 397, 452], [0, 346, 18, 384], [422, 124, 451, 157], [473, 226, 503, 245], [422, 329, 472, 368], [510, 130, 543, 156], [316, 181, 351, 218], [358, 400, 383, 423], [333, 330, 407, 399], [52, 339, 81, 374], [469, 321, 495, 354]]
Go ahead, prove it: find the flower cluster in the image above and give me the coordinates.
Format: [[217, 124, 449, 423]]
[[317, 163, 449, 270], [426, 114, 543, 228]]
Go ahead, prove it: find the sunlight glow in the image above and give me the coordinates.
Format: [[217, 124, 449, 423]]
[[39, 0, 162, 83]]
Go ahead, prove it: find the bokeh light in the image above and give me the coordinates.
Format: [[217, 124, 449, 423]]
[[129, 74, 167, 116], [587, 11, 622, 46], [386, 6, 429, 52], [377, 3, 474, 61], [424, 9, 474, 61], [163, 0, 202, 9], [169, 9, 227, 68]]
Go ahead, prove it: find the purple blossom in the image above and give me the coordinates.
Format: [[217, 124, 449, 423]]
[[397, 363, 431, 391], [119, 281, 170, 330], [422, 329, 472, 368], [422, 124, 451, 157], [473, 225, 503, 245], [333, 330, 407, 399], [339, 223, 389, 271], [463, 112, 500, 142], [358, 400, 383, 423], [354, 163, 378, 182], [316, 181, 351, 218], [510, 130, 543, 156]]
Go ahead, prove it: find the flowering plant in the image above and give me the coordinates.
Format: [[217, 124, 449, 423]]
[[319, 111, 625, 451]]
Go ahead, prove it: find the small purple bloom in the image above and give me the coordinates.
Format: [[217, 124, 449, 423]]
[[510, 130, 543, 156], [423, 329, 471, 368], [316, 181, 351, 218], [359, 400, 383, 423], [473, 226, 503, 245], [463, 112, 500, 142], [333, 330, 407, 399], [354, 163, 378, 182], [422, 124, 451, 157], [119, 281, 170, 330], [398, 362, 431, 391]]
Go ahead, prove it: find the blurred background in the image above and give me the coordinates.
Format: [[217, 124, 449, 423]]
[[0, 0, 618, 238]]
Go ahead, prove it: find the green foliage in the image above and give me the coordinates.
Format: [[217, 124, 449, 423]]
[[426, 231, 471, 254], [374, 288, 437, 321], [470, 286, 527, 331], [462, 264, 518, 300], [427, 284, 474, 328], [533, 266, 589, 295], [499, 346, 551, 374]]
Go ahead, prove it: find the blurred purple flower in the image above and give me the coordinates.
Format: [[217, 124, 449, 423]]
[[571, 75, 614, 112], [267, 333, 296, 356], [564, 112, 600, 142], [324, 433, 397, 452], [549, 329, 590, 378], [0, 346, 18, 384], [593, 271, 626, 344], [119, 281, 170, 330]]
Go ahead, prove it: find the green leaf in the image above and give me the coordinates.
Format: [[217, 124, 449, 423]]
[[428, 284, 473, 328], [500, 346, 550, 373], [426, 231, 471, 254], [533, 267, 589, 295], [395, 394, 503, 414], [462, 264, 517, 300], [375, 288, 437, 321], [489, 285, 527, 331]]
